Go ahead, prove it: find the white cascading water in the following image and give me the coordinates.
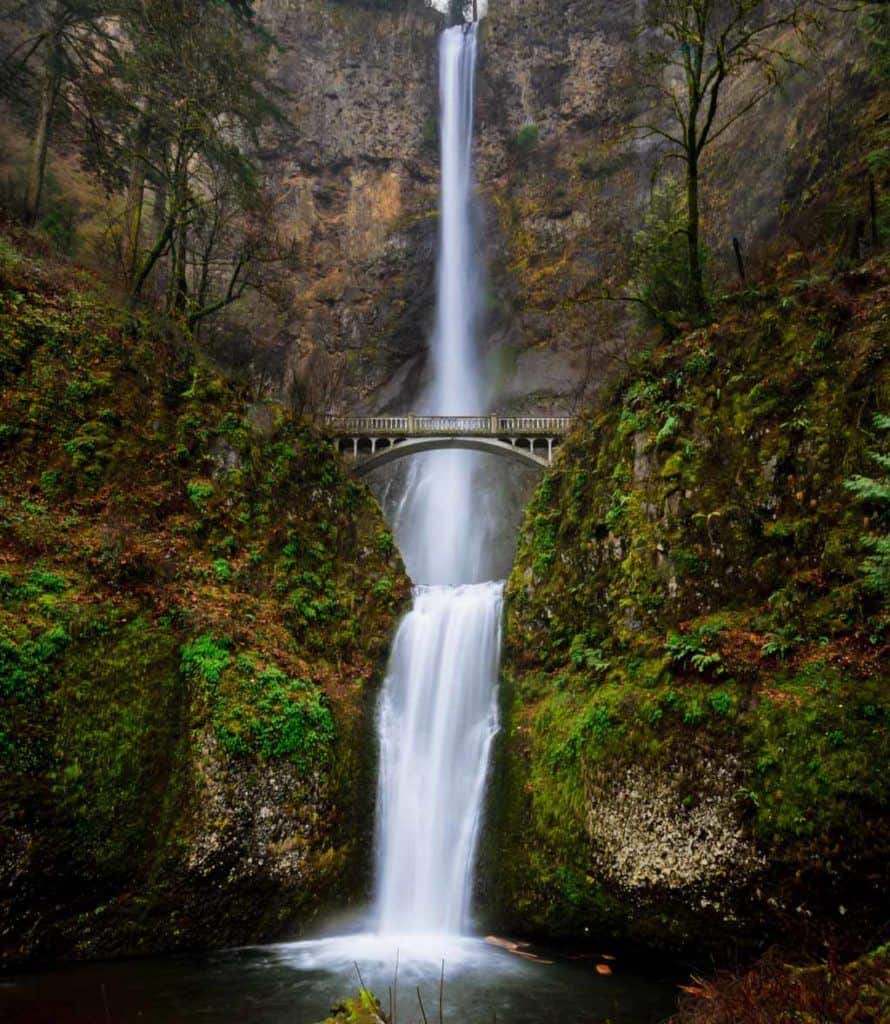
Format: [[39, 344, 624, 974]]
[[375, 582, 502, 934], [374, 22, 503, 937]]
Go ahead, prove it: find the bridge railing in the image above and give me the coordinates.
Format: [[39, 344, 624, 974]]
[[321, 414, 571, 437]]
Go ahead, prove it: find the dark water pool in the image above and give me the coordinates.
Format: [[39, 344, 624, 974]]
[[0, 933, 680, 1024]]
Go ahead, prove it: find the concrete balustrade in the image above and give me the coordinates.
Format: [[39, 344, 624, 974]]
[[319, 414, 571, 473]]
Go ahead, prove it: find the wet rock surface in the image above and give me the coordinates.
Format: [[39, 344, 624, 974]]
[[238, 1, 868, 418]]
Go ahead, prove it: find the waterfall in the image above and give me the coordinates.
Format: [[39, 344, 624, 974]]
[[375, 582, 502, 934], [374, 22, 501, 937]]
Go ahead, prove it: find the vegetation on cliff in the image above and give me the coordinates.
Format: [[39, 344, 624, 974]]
[[492, 242, 887, 960], [672, 944, 889, 1023], [0, 226, 409, 963], [484, 13, 889, 963]]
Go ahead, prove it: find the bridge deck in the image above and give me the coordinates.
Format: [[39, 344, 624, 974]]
[[322, 414, 570, 437], [321, 414, 571, 473]]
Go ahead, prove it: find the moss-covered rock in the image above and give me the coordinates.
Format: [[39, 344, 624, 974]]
[[0, 232, 410, 964], [319, 990, 386, 1024], [485, 256, 889, 956]]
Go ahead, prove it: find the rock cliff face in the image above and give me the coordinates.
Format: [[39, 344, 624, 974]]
[[243, 1, 868, 417], [0, 232, 409, 963], [237, 0, 441, 411], [481, 248, 889, 954]]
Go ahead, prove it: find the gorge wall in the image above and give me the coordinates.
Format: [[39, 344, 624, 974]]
[[484, 250, 889, 955], [240, 0, 869, 417], [0, 232, 409, 964]]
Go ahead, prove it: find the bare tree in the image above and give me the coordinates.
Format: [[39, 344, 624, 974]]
[[635, 0, 819, 315]]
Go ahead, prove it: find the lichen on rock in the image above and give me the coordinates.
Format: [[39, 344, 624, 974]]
[[586, 759, 763, 898]]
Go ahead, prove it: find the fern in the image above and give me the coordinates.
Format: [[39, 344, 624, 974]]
[[844, 415, 890, 598], [665, 623, 725, 676], [761, 624, 804, 660]]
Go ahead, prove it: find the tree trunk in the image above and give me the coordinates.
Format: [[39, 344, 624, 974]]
[[139, 143, 170, 299], [166, 141, 190, 314], [130, 206, 176, 303], [686, 154, 705, 316], [151, 171, 167, 242], [170, 213, 189, 313], [24, 1, 65, 228], [122, 111, 152, 286]]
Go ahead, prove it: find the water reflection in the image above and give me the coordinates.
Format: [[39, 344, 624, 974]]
[[1, 935, 678, 1023]]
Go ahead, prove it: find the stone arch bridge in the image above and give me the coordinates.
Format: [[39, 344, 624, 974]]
[[322, 415, 571, 475]]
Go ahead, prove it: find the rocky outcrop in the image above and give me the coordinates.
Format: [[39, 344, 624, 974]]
[[585, 758, 763, 898], [0, 234, 409, 963], [237, 0, 441, 411], [482, 254, 890, 955]]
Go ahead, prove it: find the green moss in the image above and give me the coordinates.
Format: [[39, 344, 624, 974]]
[[180, 635, 338, 769], [49, 616, 183, 874], [0, 230, 410, 961], [491, 257, 889, 951], [747, 661, 889, 843]]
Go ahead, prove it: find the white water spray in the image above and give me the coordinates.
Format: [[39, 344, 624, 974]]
[[374, 22, 502, 937]]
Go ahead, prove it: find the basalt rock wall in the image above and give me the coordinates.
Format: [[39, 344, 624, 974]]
[[241, 1, 868, 417]]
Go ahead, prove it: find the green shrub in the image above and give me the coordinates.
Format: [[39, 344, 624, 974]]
[[515, 122, 540, 153], [709, 690, 734, 716], [213, 558, 232, 582], [630, 176, 710, 331], [665, 623, 725, 676], [761, 624, 804, 660], [186, 478, 215, 511], [372, 575, 393, 599], [375, 530, 395, 558], [568, 633, 610, 673], [0, 623, 69, 699]]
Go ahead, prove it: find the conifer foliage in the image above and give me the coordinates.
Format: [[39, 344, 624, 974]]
[[0, 0, 290, 331]]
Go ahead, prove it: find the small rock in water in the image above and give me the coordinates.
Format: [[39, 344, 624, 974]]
[[596, 963, 612, 976]]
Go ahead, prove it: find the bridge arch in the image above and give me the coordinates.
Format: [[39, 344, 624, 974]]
[[352, 435, 550, 476], [322, 414, 570, 474]]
